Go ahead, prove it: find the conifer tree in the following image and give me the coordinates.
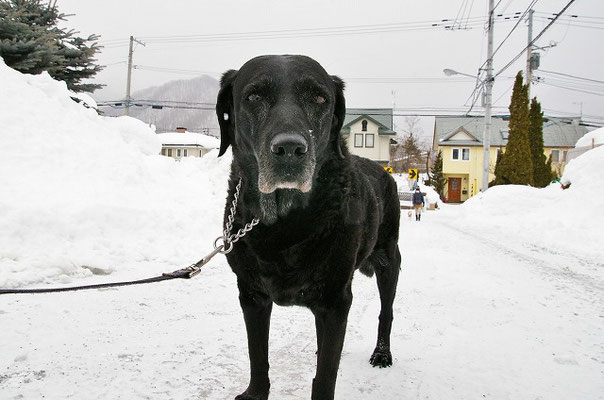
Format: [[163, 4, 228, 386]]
[[0, 0, 103, 92], [491, 149, 504, 186], [528, 97, 552, 187], [493, 71, 533, 185], [429, 150, 447, 199]]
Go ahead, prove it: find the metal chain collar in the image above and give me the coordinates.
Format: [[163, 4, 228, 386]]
[[213, 178, 260, 254]]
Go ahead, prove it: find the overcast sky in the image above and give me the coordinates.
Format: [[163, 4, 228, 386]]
[[58, 0, 603, 129]]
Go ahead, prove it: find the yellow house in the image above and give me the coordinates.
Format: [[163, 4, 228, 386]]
[[433, 116, 588, 203], [340, 108, 396, 165]]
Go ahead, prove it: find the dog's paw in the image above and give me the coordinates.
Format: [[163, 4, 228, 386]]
[[235, 389, 269, 400], [369, 347, 393, 368]]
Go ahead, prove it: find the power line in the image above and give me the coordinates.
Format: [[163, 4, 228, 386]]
[[494, 0, 577, 78], [538, 81, 604, 97], [491, 0, 539, 60], [539, 69, 604, 83], [127, 13, 522, 44], [130, 63, 490, 84], [95, 101, 604, 125]]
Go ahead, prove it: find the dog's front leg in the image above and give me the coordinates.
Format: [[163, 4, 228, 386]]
[[236, 288, 273, 400], [311, 288, 352, 400]]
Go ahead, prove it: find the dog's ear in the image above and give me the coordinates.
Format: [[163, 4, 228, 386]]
[[330, 75, 346, 159], [216, 69, 238, 157]]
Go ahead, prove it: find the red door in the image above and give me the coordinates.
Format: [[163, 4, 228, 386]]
[[448, 178, 461, 203]]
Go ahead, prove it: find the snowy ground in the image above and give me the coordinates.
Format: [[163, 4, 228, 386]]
[[1, 58, 603, 399], [2, 208, 603, 399]]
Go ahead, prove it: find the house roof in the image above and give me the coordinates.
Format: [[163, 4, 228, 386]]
[[341, 108, 396, 135], [156, 131, 220, 148], [434, 116, 588, 148]]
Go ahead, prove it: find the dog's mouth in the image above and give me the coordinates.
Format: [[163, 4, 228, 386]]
[[257, 168, 315, 194], [257, 148, 316, 194]]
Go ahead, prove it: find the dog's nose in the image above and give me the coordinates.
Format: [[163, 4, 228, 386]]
[[270, 133, 308, 157]]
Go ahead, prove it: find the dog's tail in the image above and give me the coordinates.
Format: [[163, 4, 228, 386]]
[[358, 249, 390, 277]]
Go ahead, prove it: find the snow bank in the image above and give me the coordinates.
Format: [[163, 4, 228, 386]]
[[0, 58, 230, 288], [575, 126, 604, 147], [443, 145, 604, 261]]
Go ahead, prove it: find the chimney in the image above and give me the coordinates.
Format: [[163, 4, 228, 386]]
[[175, 127, 187, 133]]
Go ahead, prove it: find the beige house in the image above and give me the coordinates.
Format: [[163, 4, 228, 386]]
[[433, 115, 588, 202], [156, 127, 219, 159], [341, 108, 396, 165]]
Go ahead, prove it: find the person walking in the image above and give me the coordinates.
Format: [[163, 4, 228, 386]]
[[412, 187, 425, 221]]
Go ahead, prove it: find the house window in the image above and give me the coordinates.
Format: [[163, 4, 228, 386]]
[[177, 149, 181, 157], [365, 134, 374, 148], [562, 150, 567, 162], [183, 149, 188, 157], [199, 150, 203, 157], [161, 149, 166, 156], [452, 147, 470, 161], [354, 134, 364, 147], [167, 148, 173, 157], [362, 120, 368, 132], [551, 149, 559, 163]]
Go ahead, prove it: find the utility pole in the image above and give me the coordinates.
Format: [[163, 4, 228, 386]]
[[526, 9, 534, 97], [481, 0, 495, 193], [125, 36, 145, 116]]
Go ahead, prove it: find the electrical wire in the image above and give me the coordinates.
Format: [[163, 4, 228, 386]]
[[130, 63, 487, 84], [494, 0, 577, 78], [491, 0, 539, 60], [538, 69, 604, 85], [127, 14, 520, 45], [539, 82, 604, 97]]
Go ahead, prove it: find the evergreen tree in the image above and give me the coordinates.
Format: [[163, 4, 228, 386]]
[[493, 71, 533, 185], [0, 0, 103, 92], [429, 150, 447, 199], [528, 97, 552, 187], [490, 149, 504, 186]]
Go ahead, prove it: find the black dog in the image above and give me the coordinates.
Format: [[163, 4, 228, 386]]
[[216, 55, 401, 400]]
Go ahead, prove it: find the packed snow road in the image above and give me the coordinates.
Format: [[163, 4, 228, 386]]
[[1, 209, 602, 400]]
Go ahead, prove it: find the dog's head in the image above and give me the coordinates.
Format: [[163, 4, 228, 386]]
[[216, 55, 346, 198]]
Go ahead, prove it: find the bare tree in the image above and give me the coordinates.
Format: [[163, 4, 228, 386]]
[[390, 117, 429, 174]]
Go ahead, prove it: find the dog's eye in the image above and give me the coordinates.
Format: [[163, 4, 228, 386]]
[[314, 95, 326, 104], [247, 94, 262, 102]]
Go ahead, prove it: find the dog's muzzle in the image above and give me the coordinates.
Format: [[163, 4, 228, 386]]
[[258, 132, 315, 193]]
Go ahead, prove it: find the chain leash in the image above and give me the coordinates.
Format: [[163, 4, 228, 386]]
[[213, 178, 260, 254]]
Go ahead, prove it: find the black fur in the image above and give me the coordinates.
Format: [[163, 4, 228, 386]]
[[216, 55, 401, 400]]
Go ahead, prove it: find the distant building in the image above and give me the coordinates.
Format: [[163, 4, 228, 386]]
[[341, 108, 396, 165], [156, 127, 219, 159], [433, 116, 588, 203]]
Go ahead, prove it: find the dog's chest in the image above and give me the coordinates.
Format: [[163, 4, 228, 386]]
[[251, 232, 333, 306]]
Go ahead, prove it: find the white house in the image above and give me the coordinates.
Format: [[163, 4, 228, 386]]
[[340, 108, 396, 165], [156, 127, 219, 159]]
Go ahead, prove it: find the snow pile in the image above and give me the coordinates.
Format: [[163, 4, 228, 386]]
[[575, 126, 604, 147], [443, 145, 604, 261], [0, 58, 230, 288]]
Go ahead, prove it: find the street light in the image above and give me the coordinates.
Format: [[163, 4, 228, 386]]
[[443, 67, 493, 193], [442, 69, 480, 80]]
